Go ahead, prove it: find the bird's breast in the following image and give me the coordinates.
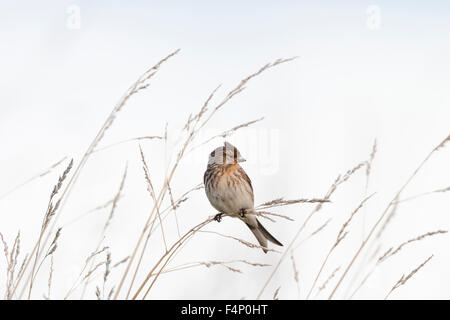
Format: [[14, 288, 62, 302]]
[[205, 164, 254, 215]]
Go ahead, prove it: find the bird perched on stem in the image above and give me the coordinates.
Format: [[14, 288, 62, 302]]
[[204, 141, 283, 253]]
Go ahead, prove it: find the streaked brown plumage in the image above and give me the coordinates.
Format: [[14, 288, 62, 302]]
[[204, 141, 283, 253]]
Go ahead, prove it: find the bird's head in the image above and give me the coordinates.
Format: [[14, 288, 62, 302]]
[[208, 141, 246, 166]]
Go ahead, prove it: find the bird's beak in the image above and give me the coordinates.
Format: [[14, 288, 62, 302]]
[[237, 156, 246, 162]]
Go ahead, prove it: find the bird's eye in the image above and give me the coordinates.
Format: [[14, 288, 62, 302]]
[[210, 151, 215, 157]]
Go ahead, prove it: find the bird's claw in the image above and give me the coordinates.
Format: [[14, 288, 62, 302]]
[[214, 213, 223, 222], [239, 208, 246, 218]]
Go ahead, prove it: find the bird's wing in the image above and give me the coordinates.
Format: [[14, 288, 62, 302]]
[[204, 165, 216, 186], [237, 166, 254, 203], [203, 168, 208, 186]]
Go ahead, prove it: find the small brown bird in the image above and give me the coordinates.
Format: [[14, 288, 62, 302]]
[[203, 141, 283, 253]]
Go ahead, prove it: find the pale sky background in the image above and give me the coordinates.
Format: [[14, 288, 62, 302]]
[[0, 1, 449, 300]]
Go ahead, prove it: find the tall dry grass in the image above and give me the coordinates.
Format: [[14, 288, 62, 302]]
[[0, 51, 448, 300]]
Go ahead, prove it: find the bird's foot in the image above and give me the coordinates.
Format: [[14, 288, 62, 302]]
[[214, 213, 223, 223], [239, 208, 247, 218]]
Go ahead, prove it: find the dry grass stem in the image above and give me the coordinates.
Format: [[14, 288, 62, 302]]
[[257, 159, 366, 299], [1, 231, 21, 299], [0, 157, 67, 201], [123, 184, 203, 299], [365, 139, 377, 192], [78, 166, 127, 298], [310, 218, 333, 237], [169, 259, 270, 273], [63, 246, 110, 299], [375, 195, 399, 242], [65, 165, 126, 299], [378, 230, 447, 263], [290, 251, 300, 298], [12, 50, 179, 300], [247, 209, 294, 222], [91, 136, 163, 154], [385, 255, 434, 299], [44, 256, 54, 300], [256, 198, 330, 210], [433, 134, 450, 151], [318, 266, 340, 293], [306, 194, 375, 299], [394, 186, 450, 204], [189, 117, 265, 153], [139, 146, 168, 252], [113, 256, 130, 269], [273, 287, 281, 300], [293, 218, 333, 251], [328, 133, 449, 299], [27, 159, 73, 299], [166, 181, 181, 238], [199, 230, 281, 253], [197, 57, 297, 133], [360, 139, 378, 270], [85, 247, 110, 265], [192, 262, 242, 274], [335, 194, 376, 247], [83, 261, 107, 281], [132, 218, 214, 300], [138, 259, 269, 279], [63, 195, 125, 228]]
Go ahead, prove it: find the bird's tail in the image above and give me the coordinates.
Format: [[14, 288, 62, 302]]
[[244, 214, 283, 253]]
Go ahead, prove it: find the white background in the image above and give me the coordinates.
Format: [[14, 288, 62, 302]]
[[0, 1, 449, 299]]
